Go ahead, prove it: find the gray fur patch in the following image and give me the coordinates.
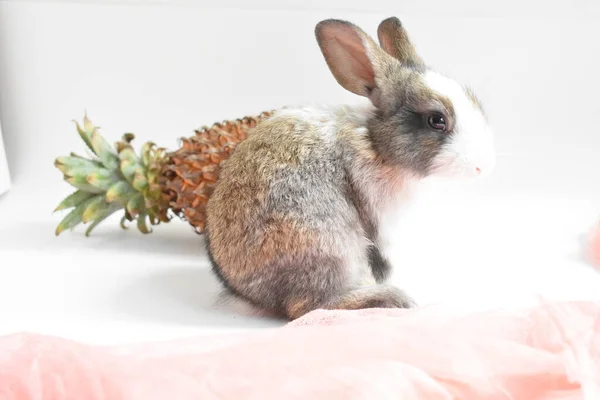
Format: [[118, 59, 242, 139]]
[[367, 245, 392, 283]]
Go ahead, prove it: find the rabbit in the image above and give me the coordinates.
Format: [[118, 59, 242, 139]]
[[204, 17, 496, 320]]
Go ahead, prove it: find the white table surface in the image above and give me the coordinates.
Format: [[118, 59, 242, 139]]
[[1, 154, 599, 346]]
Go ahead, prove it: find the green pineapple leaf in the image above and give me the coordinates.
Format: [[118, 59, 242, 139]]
[[90, 130, 119, 171], [126, 193, 144, 218], [85, 204, 121, 237], [54, 190, 95, 212], [106, 181, 135, 203], [81, 195, 110, 223], [64, 175, 106, 193], [55, 196, 100, 235], [137, 211, 151, 234], [86, 169, 117, 191], [73, 115, 96, 155]]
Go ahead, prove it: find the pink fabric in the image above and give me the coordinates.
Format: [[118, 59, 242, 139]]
[[1, 301, 599, 399]]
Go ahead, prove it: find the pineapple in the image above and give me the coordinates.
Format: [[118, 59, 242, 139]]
[[54, 111, 273, 236]]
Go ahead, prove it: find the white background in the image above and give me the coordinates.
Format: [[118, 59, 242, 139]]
[[0, 0, 599, 345], [0, 120, 9, 195]]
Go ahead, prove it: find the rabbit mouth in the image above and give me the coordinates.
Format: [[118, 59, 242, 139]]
[[429, 153, 486, 180]]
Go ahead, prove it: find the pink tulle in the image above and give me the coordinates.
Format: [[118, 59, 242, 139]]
[[1, 300, 599, 399]]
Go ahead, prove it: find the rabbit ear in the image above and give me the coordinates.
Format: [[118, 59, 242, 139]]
[[315, 19, 396, 100], [377, 17, 424, 67]]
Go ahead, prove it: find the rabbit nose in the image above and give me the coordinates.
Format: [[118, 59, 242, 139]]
[[471, 148, 497, 177], [473, 158, 495, 177]]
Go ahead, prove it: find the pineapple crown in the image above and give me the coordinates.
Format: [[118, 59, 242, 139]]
[[53, 114, 171, 236]]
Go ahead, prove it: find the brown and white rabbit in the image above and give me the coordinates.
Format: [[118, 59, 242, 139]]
[[205, 17, 496, 320]]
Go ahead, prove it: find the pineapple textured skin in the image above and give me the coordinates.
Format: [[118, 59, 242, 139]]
[[160, 111, 273, 233]]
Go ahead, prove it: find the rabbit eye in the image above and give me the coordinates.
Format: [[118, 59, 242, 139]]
[[427, 114, 447, 132]]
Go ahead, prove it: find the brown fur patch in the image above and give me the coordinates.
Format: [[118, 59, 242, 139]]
[[435, 94, 456, 125], [410, 77, 457, 127], [285, 298, 312, 320], [256, 218, 317, 262], [324, 285, 415, 310], [337, 123, 377, 161]]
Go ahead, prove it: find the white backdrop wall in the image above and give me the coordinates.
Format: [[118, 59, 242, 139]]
[[0, 0, 599, 198], [0, 120, 9, 195]]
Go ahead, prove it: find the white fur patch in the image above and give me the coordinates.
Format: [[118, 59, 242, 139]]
[[423, 71, 496, 178]]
